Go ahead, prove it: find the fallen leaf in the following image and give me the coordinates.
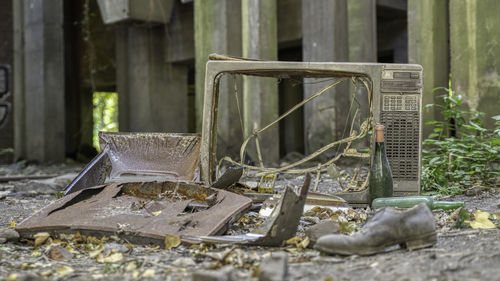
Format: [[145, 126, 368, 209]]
[[286, 236, 301, 246], [72, 232, 84, 243], [55, 265, 74, 276], [32, 251, 42, 257], [125, 261, 137, 272], [33, 232, 50, 248], [142, 269, 155, 278], [132, 270, 140, 278], [151, 210, 162, 216], [339, 221, 355, 234], [88, 244, 105, 258], [6, 273, 18, 281], [164, 234, 181, 250], [39, 270, 52, 277], [9, 221, 16, 228], [101, 252, 123, 263], [468, 210, 496, 229], [298, 236, 310, 249]]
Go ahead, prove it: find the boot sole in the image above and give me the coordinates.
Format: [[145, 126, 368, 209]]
[[315, 231, 437, 256]]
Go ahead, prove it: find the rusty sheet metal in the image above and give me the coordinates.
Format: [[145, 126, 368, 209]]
[[65, 132, 201, 195], [182, 174, 311, 246], [99, 132, 201, 179], [17, 180, 252, 246]]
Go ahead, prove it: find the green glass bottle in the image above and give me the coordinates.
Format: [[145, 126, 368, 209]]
[[369, 125, 393, 204], [372, 196, 465, 210]]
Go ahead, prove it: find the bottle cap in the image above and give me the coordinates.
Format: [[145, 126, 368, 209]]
[[375, 125, 384, 142]]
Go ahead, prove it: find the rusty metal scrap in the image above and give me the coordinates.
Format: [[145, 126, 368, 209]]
[[182, 174, 311, 246], [16, 180, 252, 246], [65, 132, 201, 195]]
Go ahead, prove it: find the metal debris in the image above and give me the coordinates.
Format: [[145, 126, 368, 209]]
[[16, 180, 252, 246], [65, 132, 202, 195], [182, 174, 311, 246]]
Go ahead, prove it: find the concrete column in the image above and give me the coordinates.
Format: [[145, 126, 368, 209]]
[[302, 0, 349, 155], [242, 0, 279, 166], [116, 24, 130, 131], [14, 0, 66, 162], [117, 25, 188, 133], [408, 0, 449, 136], [194, 0, 242, 158], [450, 0, 500, 129], [348, 0, 377, 63], [348, 0, 376, 142], [0, 0, 13, 163], [13, 0, 25, 161]]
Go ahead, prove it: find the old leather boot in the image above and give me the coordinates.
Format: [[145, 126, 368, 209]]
[[314, 203, 437, 255]]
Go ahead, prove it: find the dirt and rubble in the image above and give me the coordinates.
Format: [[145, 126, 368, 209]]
[[0, 163, 499, 281]]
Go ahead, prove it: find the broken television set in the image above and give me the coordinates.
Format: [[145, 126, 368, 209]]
[[200, 57, 423, 206]]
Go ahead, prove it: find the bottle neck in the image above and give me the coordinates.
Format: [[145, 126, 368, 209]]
[[375, 142, 386, 153], [432, 201, 465, 210]]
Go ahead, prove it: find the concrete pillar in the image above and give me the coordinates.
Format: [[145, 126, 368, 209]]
[[450, 0, 500, 129], [116, 25, 188, 133], [0, 0, 13, 163], [194, 0, 242, 158], [242, 0, 279, 166], [302, 0, 349, 155], [408, 0, 449, 136], [13, 0, 66, 162], [116, 24, 130, 131], [348, 0, 376, 143], [348, 0, 377, 63], [13, 0, 25, 161]]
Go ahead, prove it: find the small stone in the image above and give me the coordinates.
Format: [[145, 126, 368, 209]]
[[104, 242, 129, 254], [0, 237, 6, 244], [172, 257, 196, 267], [258, 252, 288, 281], [0, 228, 20, 242], [465, 186, 483, 196], [305, 220, 340, 247], [48, 245, 73, 261], [192, 270, 229, 281]]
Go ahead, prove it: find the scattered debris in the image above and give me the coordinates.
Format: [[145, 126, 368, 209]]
[[183, 174, 310, 246]]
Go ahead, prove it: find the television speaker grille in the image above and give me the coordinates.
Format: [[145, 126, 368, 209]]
[[380, 111, 420, 180]]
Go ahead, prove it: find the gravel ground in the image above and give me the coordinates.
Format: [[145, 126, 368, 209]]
[[0, 163, 499, 281]]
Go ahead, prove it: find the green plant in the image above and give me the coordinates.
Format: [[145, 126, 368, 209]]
[[92, 91, 118, 150], [422, 87, 500, 195]]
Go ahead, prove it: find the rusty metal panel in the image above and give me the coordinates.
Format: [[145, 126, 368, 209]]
[[100, 132, 201, 180], [17, 180, 252, 245], [65, 133, 201, 195]]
